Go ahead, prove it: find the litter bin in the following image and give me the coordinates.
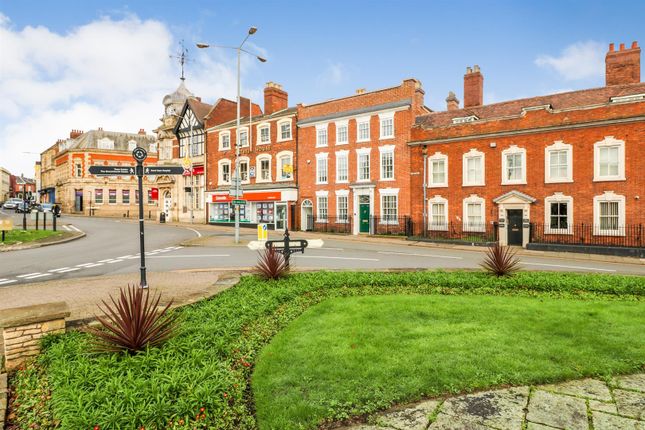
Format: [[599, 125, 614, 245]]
[[160, 212, 166, 223]]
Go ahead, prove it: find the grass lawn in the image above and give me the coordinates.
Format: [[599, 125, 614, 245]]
[[0, 229, 62, 245], [9, 271, 645, 430], [253, 294, 645, 429]]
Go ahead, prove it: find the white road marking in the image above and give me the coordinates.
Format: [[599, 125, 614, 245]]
[[522, 262, 616, 272], [48, 267, 71, 272], [76, 263, 95, 267], [319, 247, 345, 251], [293, 255, 379, 262], [25, 273, 52, 279], [84, 263, 104, 268], [62, 225, 71, 231], [147, 254, 230, 258], [378, 251, 463, 260], [69, 225, 81, 232], [98, 259, 115, 263], [17, 273, 40, 278], [0, 279, 17, 285], [0, 278, 7, 282], [186, 228, 202, 238], [117, 255, 133, 259], [105, 259, 122, 264], [57, 267, 81, 273]]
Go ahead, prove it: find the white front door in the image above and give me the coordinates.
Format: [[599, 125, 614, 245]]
[[163, 194, 172, 220]]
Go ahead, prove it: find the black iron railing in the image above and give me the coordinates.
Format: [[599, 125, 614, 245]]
[[530, 223, 644, 248], [307, 215, 353, 234], [408, 221, 498, 242]]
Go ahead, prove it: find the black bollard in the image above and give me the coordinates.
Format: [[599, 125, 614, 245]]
[[35, 211, 39, 230]]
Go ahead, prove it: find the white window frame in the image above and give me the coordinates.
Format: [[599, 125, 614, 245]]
[[238, 156, 250, 184], [545, 141, 573, 183], [593, 191, 626, 236], [335, 120, 349, 145], [316, 190, 329, 222], [335, 150, 349, 184], [336, 189, 350, 223], [277, 119, 292, 142], [256, 154, 272, 183], [593, 136, 625, 182], [219, 131, 231, 151], [428, 152, 448, 188], [428, 195, 448, 231], [379, 145, 395, 181], [379, 112, 395, 140], [218, 159, 232, 185], [237, 127, 249, 148], [356, 147, 371, 182], [378, 188, 399, 224], [544, 193, 573, 234], [277, 150, 294, 181], [462, 194, 485, 232], [462, 149, 485, 187], [501, 145, 527, 185], [257, 123, 271, 145], [356, 116, 371, 143], [316, 153, 328, 184], [316, 123, 328, 148]]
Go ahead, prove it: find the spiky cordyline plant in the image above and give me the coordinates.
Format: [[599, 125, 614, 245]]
[[255, 247, 289, 280], [87, 284, 177, 354], [480, 243, 521, 277]]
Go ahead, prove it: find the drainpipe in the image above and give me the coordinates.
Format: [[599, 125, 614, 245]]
[[422, 145, 428, 236]]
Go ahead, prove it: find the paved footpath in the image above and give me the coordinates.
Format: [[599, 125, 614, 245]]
[[344, 373, 645, 430]]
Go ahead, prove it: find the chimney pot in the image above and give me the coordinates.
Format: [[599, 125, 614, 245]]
[[138, 128, 145, 135], [609, 43, 615, 52], [620, 43, 625, 50], [445, 91, 460, 111], [632, 41, 638, 49], [474, 65, 480, 72], [355, 88, 366, 94], [466, 66, 473, 73]]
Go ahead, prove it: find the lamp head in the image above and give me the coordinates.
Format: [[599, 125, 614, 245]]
[[257, 56, 267, 63], [248, 26, 258, 35], [196, 43, 209, 49]]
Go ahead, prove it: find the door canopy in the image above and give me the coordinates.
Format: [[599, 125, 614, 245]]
[[492, 190, 537, 205]]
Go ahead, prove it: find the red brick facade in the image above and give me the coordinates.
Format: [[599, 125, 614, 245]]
[[409, 42, 644, 247], [296, 79, 428, 233]]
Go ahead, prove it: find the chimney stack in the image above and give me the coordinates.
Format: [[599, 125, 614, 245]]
[[605, 41, 641, 86], [138, 128, 146, 135], [264, 82, 288, 115], [445, 91, 460, 111], [463, 65, 484, 108], [69, 129, 83, 139], [355, 88, 366, 94]]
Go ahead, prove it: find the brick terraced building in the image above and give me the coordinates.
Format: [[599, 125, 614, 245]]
[[408, 42, 644, 250], [296, 79, 430, 234]]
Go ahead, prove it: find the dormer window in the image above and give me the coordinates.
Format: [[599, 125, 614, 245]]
[[451, 115, 478, 124], [127, 140, 137, 151], [97, 137, 115, 150]]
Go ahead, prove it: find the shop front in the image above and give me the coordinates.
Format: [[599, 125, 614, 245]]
[[207, 188, 297, 230]]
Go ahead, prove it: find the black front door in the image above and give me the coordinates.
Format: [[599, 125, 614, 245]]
[[507, 210, 523, 246]]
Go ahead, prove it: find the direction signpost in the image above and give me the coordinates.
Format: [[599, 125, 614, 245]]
[[89, 151, 185, 288]]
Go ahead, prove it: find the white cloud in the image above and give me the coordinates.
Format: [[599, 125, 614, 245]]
[[0, 13, 263, 175], [535, 41, 605, 81], [316, 61, 347, 86]]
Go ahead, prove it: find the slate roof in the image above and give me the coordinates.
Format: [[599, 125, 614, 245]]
[[415, 82, 645, 129], [65, 129, 156, 151]]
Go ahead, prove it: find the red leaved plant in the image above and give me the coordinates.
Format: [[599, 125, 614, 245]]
[[87, 284, 177, 354], [480, 243, 521, 277], [255, 247, 288, 280]]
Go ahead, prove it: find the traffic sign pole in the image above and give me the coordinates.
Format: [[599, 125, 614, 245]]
[[132, 147, 148, 289]]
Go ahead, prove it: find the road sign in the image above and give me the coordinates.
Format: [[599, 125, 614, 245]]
[[132, 147, 147, 162], [89, 166, 136, 176], [0, 217, 13, 231], [143, 166, 184, 175], [232, 199, 246, 206], [257, 223, 268, 241]]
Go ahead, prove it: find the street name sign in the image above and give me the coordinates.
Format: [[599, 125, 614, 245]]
[[143, 166, 184, 175], [89, 166, 136, 176], [232, 199, 247, 206]]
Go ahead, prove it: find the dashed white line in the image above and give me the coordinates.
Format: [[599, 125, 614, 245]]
[[147, 254, 230, 258], [0, 278, 7, 282], [83, 263, 104, 268], [76, 263, 95, 267], [17, 273, 40, 278], [117, 255, 133, 259], [522, 262, 616, 272], [62, 225, 72, 231], [105, 259, 122, 264], [378, 251, 463, 260], [57, 267, 81, 273], [319, 247, 345, 251], [48, 267, 71, 272], [186, 228, 202, 238], [69, 225, 81, 232], [0, 279, 17, 285], [24, 273, 52, 279], [98, 259, 115, 263]]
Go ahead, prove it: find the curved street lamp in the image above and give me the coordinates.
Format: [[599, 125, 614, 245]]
[[197, 27, 267, 244]]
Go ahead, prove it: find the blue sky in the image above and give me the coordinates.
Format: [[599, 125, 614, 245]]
[[1, 0, 643, 174]]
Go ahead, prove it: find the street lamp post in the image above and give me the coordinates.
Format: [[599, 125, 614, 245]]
[[197, 27, 266, 244]]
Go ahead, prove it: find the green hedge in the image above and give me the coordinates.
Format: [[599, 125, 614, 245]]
[[10, 270, 645, 429]]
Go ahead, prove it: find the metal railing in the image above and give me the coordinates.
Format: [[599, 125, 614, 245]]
[[408, 221, 498, 243], [530, 223, 644, 248], [307, 215, 353, 234]]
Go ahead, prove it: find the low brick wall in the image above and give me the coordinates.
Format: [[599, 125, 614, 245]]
[[0, 302, 69, 371]]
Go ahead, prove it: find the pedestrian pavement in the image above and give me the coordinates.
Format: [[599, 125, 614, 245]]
[[342, 373, 645, 430]]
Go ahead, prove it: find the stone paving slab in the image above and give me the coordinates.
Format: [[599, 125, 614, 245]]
[[335, 373, 645, 430], [539, 377, 613, 401]]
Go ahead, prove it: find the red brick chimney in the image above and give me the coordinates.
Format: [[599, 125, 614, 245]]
[[446, 91, 460, 111], [138, 128, 146, 135], [463, 65, 483, 108], [264, 82, 288, 115], [606, 41, 641, 86], [69, 129, 83, 139]]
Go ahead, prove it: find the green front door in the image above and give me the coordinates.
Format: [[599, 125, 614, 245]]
[[359, 203, 370, 233]]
